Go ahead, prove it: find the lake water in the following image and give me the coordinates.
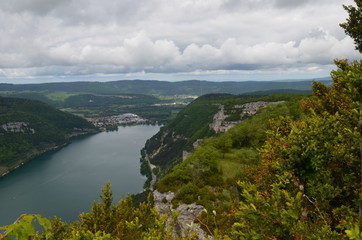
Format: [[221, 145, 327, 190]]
[[0, 125, 159, 226]]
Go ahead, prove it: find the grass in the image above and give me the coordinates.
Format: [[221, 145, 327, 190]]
[[171, 110, 180, 118], [218, 148, 261, 180], [219, 160, 245, 179], [45, 92, 77, 102]]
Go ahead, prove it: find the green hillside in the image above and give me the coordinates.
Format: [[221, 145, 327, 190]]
[[0, 97, 97, 176], [0, 78, 330, 96], [141, 92, 304, 189], [2, 0, 362, 237], [0, 91, 188, 123], [0, 80, 318, 123], [2, 63, 362, 239]]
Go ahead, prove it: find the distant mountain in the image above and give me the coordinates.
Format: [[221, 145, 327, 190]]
[[0, 97, 97, 176], [0, 78, 331, 96], [241, 89, 312, 96]]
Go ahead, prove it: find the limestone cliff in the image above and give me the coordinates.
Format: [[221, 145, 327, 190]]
[[153, 190, 207, 239]]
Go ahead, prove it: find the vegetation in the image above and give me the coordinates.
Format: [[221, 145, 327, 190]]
[[155, 96, 304, 236], [0, 183, 176, 240], [0, 91, 189, 123], [2, 2, 361, 238], [142, 93, 304, 189], [0, 81, 317, 123], [229, 59, 362, 239], [1, 62, 361, 239], [0, 78, 329, 96], [0, 97, 97, 175], [341, 0, 362, 53]]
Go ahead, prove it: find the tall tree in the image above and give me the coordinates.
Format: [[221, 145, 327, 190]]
[[340, 0, 362, 53]]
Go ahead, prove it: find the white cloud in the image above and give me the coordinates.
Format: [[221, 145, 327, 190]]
[[0, 0, 359, 81]]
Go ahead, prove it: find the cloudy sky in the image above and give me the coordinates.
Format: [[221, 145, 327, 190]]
[[0, 0, 360, 83]]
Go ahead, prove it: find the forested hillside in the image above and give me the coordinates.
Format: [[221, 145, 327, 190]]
[[2, 61, 362, 239], [141, 92, 303, 189], [1, 1, 362, 238], [0, 80, 318, 123], [0, 78, 330, 96], [0, 97, 97, 176]]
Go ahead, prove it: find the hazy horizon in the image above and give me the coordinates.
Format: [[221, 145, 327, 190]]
[[0, 75, 332, 85], [0, 0, 359, 83]]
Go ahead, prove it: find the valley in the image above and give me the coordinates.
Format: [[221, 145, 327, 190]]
[[0, 77, 352, 239], [0, 0, 359, 238]]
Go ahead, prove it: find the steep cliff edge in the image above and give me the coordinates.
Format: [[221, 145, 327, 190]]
[[140, 94, 221, 188], [140, 93, 296, 189], [153, 96, 304, 235]]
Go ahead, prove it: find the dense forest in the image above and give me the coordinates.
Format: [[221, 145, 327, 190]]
[[140, 93, 303, 189], [0, 79, 321, 123], [0, 78, 329, 96], [0, 91, 187, 123], [0, 97, 97, 176]]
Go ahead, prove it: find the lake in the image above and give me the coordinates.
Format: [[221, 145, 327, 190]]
[[0, 124, 160, 226]]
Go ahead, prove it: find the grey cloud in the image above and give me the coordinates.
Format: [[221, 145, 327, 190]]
[[0, 0, 71, 15], [0, 0, 358, 81], [222, 0, 328, 11], [52, 0, 148, 25], [1, 29, 357, 77], [273, 0, 314, 8]]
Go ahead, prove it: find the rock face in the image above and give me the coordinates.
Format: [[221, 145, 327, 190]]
[[1, 122, 35, 134], [210, 101, 284, 133], [209, 104, 226, 133], [182, 150, 192, 161], [153, 190, 175, 215], [235, 101, 284, 118], [153, 190, 207, 239]]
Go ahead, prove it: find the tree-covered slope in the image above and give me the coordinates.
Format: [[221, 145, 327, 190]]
[[0, 78, 331, 96], [155, 97, 304, 223], [141, 94, 223, 185], [2, 65, 362, 239], [0, 79, 319, 123], [0, 96, 97, 176], [140, 92, 304, 189]]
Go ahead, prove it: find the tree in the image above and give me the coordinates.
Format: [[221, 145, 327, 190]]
[[231, 59, 362, 238], [340, 0, 362, 53]]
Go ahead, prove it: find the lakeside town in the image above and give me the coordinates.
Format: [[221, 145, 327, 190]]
[[86, 113, 147, 130]]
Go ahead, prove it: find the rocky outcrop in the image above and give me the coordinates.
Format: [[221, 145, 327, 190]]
[[209, 104, 226, 133], [145, 153, 157, 190], [153, 190, 207, 239], [210, 101, 284, 133], [1, 122, 35, 134], [235, 101, 284, 118], [153, 190, 175, 214], [182, 150, 192, 161]]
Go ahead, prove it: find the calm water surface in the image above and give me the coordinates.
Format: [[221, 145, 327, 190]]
[[0, 125, 159, 226]]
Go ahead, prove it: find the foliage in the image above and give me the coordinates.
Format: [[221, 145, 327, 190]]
[[0, 80, 316, 123], [0, 214, 52, 239], [0, 66, 357, 239], [1, 18, 359, 237], [154, 97, 303, 236], [68, 182, 173, 240], [143, 92, 303, 191], [0, 79, 328, 96], [0, 183, 173, 239], [341, 0, 362, 53], [230, 59, 362, 238], [0, 97, 96, 175]]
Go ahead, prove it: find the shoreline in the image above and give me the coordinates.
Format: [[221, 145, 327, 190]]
[[0, 129, 100, 179]]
